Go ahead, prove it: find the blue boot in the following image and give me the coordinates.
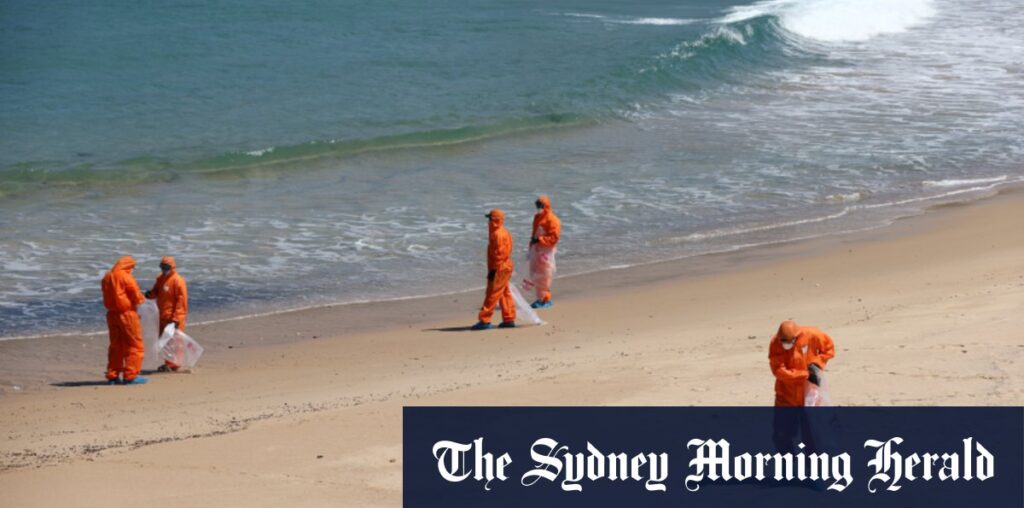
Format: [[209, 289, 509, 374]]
[[470, 321, 492, 331], [122, 376, 149, 385], [534, 300, 553, 309], [497, 321, 516, 329]]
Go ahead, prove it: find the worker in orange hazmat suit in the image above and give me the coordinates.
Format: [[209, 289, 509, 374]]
[[472, 208, 516, 330], [769, 320, 836, 453], [526, 195, 561, 309], [146, 256, 188, 372], [101, 256, 148, 385], [769, 320, 835, 406]]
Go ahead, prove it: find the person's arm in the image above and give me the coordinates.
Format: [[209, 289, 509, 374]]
[[172, 278, 188, 325], [487, 235, 498, 272], [496, 230, 512, 265], [146, 278, 159, 299], [127, 276, 145, 306], [813, 331, 836, 368], [769, 343, 808, 382], [536, 217, 560, 247]]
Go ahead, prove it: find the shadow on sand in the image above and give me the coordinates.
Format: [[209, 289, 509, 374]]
[[51, 380, 115, 387], [423, 326, 477, 332], [51, 369, 162, 387]]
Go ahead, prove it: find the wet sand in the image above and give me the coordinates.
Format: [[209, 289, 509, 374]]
[[1, 188, 1022, 507]]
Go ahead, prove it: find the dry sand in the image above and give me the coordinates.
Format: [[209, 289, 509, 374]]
[[1, 189, 1022, 507]]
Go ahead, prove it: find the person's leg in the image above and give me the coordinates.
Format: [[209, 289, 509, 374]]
[[530, 251, 554, 305], [772, 406, 800, 455], [536, 264, 551, 303], [121, 312, 145, 382], [529, 254, 544, 301], [798, 408, 818, 451], [496, 269, 516, 323], [477, 279, 500, 324], [105, 313, 122, 381]]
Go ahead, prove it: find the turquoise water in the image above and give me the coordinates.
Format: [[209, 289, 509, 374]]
[[1, 0, 1022, 337], [1, 0, 734, 179]]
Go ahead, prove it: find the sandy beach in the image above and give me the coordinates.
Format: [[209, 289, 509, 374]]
[[1, 188, 1022, 506]]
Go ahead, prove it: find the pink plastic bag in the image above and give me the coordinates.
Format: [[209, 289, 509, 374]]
[[522, 226, 557, 302]]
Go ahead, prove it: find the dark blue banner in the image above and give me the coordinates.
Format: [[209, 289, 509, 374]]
[[404, 407, 1023, 507]]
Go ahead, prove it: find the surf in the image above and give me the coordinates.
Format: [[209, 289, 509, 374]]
[[723, 0, 937, 42]]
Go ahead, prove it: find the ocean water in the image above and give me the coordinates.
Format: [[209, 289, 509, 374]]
[[1, 0, 1022, 338]]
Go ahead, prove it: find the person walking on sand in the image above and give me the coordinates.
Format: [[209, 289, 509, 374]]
[[768, 320, 835, 407], [526, 195, 561, 309], [101, 256, 148, 385], [768, 320, 835, 453], [145, 256, 188, 372], [471, 209, 516, 330]]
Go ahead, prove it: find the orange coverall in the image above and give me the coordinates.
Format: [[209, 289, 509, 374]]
[[102, 256, 146, 382], [768, 323, 835, 406], [529, 195, 561, 303], [478, 209, 516, 324], [149, 256, 188, 368]]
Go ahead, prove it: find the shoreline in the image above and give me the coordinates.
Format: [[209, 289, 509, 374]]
[[1, 183, 1022, 391], [1, 177, 1018, 345], [0, 181, 1021, 505]]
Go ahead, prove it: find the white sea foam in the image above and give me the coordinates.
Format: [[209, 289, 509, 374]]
[[722, 0, 936, 42], [562, 12, 607, 20], [856, 178, 1020, 210], [716, 25, 748, 44], [619, 18, 698, 26], [245, 147, 275, 157], [563, 12, 697, 26], [825, 192, 863, 203], [660, 175, 1022, 246], [4, 260, 43, 272], [922, 175, 1007, 188], [656, 24, 749, 63], [664, 208, 851, 244]]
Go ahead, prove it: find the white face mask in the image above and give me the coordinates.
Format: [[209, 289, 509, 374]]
[[781, 341, 795, 350]]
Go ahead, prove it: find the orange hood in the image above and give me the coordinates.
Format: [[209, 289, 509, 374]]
[[536, 195, 552, 212], [487, 208, 506, 232], [160, 256, 176, 271], [112, 256, 136, 272], [777, 320, 799, 342]]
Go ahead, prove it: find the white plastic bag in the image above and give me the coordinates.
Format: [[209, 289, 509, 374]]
[[804, 372, 832, 407], [510, 281, 544, 326], [137, 300, 163, 370], [158, 323, 205, 369]]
